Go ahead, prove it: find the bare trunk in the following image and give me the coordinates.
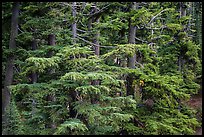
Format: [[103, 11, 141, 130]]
[[90, 80, 100, 104], [72, 2, 77, 44], [47, 34, 56, 129], [180, 2, 186, 18], [69, 2, 79, 114], [93, 17, 100, 56], [48, 34, 56, 46], [88, 4, 101, 103], [31, 39, 38, 83], [47, 34, 56, 74], [2, 2, 19, 114], [178, 55, 182, 72], [47, 34, 55, 57], [195, 2, 202, 45], [127, 2, 137, 68], [178, 2, 186, 72], [126, 2, 137, 96], [88, 17, 92, 31], [69, 90, 77, 118]]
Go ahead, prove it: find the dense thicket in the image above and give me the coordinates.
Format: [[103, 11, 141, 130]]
[[2, 2, 202, 135]]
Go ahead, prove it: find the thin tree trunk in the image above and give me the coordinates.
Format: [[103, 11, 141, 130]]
[[126, 2, 137, 96], [31, 39, 38, 83], [88, 17, 92, 31], [178, 55, 182, 72], [47, 34, 56, 129], [69, 2, 80, 114], [29, 39, 38, 121], [72, 2, 77, 44], [178, 2, 187, 72], [195, 2, 202, 45], [47, 34, 56, 73], [2, 2, 19, 114], [93, 17, 100, 56], [69, 89, 77, 118], [87, 4, 101, 103]]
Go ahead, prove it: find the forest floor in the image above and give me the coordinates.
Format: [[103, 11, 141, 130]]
[[186, 93, 202, 135]]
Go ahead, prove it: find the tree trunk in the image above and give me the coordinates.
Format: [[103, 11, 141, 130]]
[[93, 17, 100, 56], [195, 2, 202, 45], [47, 34, 56, 129], [31, 39, 38, 83], [47, 34, 56, 73], [2, 2, 19, 115], [88, 4, 100, 56], [178, 2, 187, 72], [180, 2, 186, 17], [69, 90, 77, 118], [48, 34, 56, 46], [127, 2, 137, 69], [88, 17, 92, 31], [126, 2, 137, 96], [178, 55, 182, 72], [71, 2, 77, 44], [91, 5, 100, 103]]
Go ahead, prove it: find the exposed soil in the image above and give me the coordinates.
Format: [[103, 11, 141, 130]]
[[186, 94, 202, 109], [186, 94, 202, 135]]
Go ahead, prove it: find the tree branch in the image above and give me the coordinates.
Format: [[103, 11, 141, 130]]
[[76, 28, 87, 33], [145, 25, 167, 30], [18, 27, 24, 33], [86, 4, 111, 18], [148, 9, 169, 26], [76, 35, 115, 48], [135, 37, 148, 43]]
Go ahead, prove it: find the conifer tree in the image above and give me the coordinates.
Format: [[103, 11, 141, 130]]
[[2, 2, 202, 135]]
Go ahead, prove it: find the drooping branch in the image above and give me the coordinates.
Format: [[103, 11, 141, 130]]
[[89, 4, 111, 17], [76, 35, 115, 48], [148, 8, 169, 26], [83, 3, 111, 18], [135, 60, 144, 68], [135, 37, 148, 43]]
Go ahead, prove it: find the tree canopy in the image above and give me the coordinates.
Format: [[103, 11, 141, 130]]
[[2, 2, 202, 135]]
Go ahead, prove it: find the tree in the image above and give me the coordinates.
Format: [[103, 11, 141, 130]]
[[2, 2, 202, 135], [3, 1, 19, 115], [126, 2, 137, 96], [71, 2, 77, 44]]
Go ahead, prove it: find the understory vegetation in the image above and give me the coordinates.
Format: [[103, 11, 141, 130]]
[[2, 2, 202, 135]]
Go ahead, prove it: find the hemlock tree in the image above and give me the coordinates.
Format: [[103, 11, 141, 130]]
[[2, 2, 19, 115], [2, 2, 202, 135]]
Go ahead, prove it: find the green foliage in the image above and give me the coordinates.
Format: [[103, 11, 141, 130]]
[[2, 98, 25, 135], [25, 56, 60, 73], [2, 2, 202, 135], [54, 119, 88, 135]]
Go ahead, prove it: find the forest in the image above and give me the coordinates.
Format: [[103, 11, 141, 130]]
[[2, 2, 202, 135]]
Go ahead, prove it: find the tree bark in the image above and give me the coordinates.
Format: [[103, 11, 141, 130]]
[[195, 2, 202, 45], [47, 34, 56, 129], [71, 2, 77, 44], [178, 2, 187, 72], [88, 3, 100, 104], [2, 2, 19, 114], [31, 39, 38, 83], [69, 89, 77, 118], [93, 17, 100, 56], [48, 34, 56, 46], [47, 34, 56, 73], [180, 2, 187, 17], [127, 2, 137, 69], [126, 2, 137, 96], [88, 4, 101, 56]]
